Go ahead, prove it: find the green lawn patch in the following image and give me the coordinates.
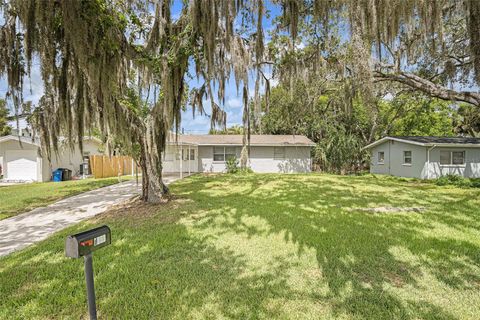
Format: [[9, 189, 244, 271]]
[[0, 177, 129, 220], [1, 174, 480, 319]]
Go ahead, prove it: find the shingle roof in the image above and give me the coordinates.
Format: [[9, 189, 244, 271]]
[[363, 136, 480, 149], [170, 134, 316, 146], [392, 136, 480, 144]]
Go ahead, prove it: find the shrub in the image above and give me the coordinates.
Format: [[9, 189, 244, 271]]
[[239, 167, 253, 174], [434, 174, 479, 188], [470, 178, 480, 188], [226, 156, 239, 174]]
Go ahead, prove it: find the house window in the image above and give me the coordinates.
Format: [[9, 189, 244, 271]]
[[225, 147, 236, 160], [213, 146, 236, 162], [452, 151, 465, 165], [403, 151, 412, 164], [440, 151, 451, 165], [213, 146, 225, 161], [440, 150, 465, 165], [378, 152, 385, 164], [181, 148, 196, 160], [274, 147, 285, 160]]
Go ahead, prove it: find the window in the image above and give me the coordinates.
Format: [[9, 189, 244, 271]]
[[213, 146, 236, 162], [403, 151, 412, 164], [440, 150, 465, 165], [213, 146, 225, 161], [225, 147, 236, 160], [452, 151, 465, 165], [274, 147, 285, 160], [440, 151, 451, 165], [378, 152, 385, 164], [182, 148, 196, 160]]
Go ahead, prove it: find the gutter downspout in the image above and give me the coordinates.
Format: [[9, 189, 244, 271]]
[[427, 145, 436, 179], [388, 141, 391, 175]]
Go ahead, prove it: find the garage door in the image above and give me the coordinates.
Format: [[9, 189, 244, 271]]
[[6, 150, 38, 181]]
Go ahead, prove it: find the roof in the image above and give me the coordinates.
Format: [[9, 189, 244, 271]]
[[0, 135, 40, 146], [363, 136, 480, 149], [0, 135, 101, 146], [170, 134, 316, 146]]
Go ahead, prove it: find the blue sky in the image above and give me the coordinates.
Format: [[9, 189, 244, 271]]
[[1, 1, 282, 133]]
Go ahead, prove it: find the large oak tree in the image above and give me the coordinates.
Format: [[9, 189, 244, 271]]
[[0, 0, 264, 201]]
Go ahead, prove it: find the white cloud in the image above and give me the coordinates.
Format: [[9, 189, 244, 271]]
[[226, 97, 242, 109]]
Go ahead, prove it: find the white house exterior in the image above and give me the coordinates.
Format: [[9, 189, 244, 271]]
[[364, 136, 480, 179], [0, 135, 104, 182], [163, 134, 315, 174], [0, 133, 314, 182]]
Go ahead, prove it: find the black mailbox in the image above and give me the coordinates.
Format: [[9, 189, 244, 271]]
[[65, 225, 111, 258], [65, 225, 111, 319]]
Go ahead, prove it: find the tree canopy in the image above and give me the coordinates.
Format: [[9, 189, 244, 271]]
[[0, 99, 11, 136], [0, 0, 264, 201], [0, 0, 479, 199]]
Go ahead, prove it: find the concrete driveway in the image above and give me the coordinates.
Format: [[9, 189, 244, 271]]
[[0, 174, 185, 257]]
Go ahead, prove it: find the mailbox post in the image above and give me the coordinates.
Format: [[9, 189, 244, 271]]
[[65, 225, 111, 320]]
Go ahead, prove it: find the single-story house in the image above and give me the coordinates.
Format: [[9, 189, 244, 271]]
[[0, 135, 104, 182], [163, 134, 315, 174], [0, 133, 315, 181], [364, 136, 480, 179]]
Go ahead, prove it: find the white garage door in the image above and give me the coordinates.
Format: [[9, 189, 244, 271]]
[[6, 150, 38, 181]]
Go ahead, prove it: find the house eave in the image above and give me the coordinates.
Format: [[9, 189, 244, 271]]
[[0, 135, 40, 146], [363, 136, 480, 150], [426, 143, 480, 148], [171, 143, 316, 147]]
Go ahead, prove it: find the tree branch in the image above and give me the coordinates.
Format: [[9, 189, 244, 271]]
[[374, 70, 480, 106]]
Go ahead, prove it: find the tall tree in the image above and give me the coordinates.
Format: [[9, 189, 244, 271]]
[[274, 0, 480, 111], [0, 0, 264, 202], [455, 104, 480, 137], [0, 99, 11, 136]]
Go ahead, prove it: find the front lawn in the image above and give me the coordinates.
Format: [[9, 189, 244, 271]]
[[0, 177, 129, 220], [1, 174, 479, 319]]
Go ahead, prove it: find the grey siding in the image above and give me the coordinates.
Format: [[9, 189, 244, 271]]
[[370, 140, 480, 179], [370, 140, 426, 179], [426, 147, 480, 179], [369, 142, 390, 175]]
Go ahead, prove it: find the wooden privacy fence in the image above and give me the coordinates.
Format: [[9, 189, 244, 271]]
[[89, 155, 140, 179]]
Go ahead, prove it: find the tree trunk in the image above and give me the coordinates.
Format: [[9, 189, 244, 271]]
[[139, 117, 169, 203], [143, 153, 168, 203]]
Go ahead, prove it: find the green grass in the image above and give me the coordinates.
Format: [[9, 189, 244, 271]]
[[0, 177, 129, 220], [1, 173, 480, 319]]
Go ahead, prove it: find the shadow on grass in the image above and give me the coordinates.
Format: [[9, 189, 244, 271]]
[[1, 174, 479, 319], [1, 202, 296, 319], [176, 174, 479, 319]]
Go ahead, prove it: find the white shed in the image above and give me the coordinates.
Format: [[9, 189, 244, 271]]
[[364, 136, 480, 179]]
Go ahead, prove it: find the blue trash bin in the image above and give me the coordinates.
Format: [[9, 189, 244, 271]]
[[53, 169, 63, 182]]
